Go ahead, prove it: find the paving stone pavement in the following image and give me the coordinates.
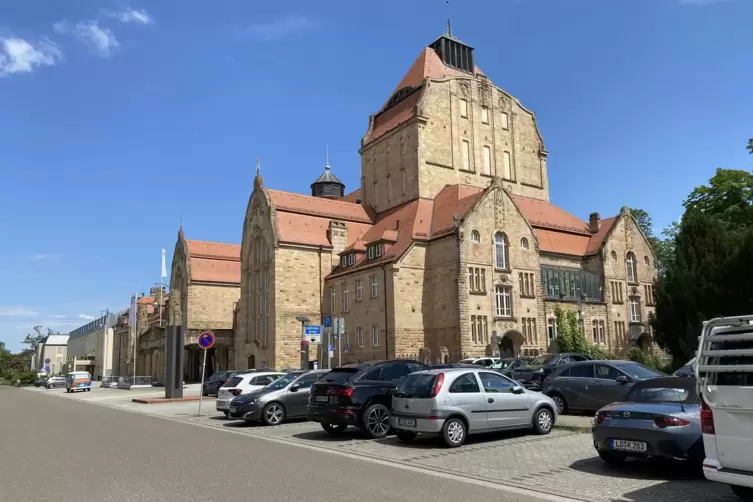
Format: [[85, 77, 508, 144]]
[[25, 386, 739, 502]]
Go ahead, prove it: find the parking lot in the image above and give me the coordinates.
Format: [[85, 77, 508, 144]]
[[26, 385, 737, 502]]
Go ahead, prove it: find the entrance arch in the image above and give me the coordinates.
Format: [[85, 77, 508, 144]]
[[499, 330, 525, 358], [635, 332, 652, 354], [247, 354, 256, 369]]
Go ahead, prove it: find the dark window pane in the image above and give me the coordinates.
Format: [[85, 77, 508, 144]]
[[449, 373, 480, 393], [569, 365, 594, 378]]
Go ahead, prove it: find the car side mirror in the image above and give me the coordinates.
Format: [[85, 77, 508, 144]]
[[511, 386, 525, 394], [289, 385, 300, 392], [616, 375, 629, 384]]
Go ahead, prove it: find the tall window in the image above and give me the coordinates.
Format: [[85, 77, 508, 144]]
[[547, 318, 558, 342], [460, 98, 468, 118], [518, 272, 535, 297], [495, 285, 512, 317], [370, 275, 379, 298], [330, 286, 336, 313], [471, 315, 488, 344], [629, 296, 641, 322], [494, 232, 509, 270], [249, 235, 271, 346], [371, 325, 380, 346], [462, 140, 471, 171], [356, 279, 363, 301], [522, 318, 537, 345], [500, 112, 509, 129], [481, 106, 489, 124], [468, 267, 486, 293], [592, 320, 605, 345], [644, 284, 655, 306], [357, 327, 364, 348], [611, 281, 624, 303], [263, 266, 270, 348], [342, 283, 350, 312], [626, 252, 638, 284], [614, 321, 626, 344], [502, 151, 512, 180], [482, 145, 491, 175]]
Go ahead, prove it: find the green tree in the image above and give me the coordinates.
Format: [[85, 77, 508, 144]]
[[22, 325, 46, 352], [553, 306, 615, 359], [683, 168, 753, 229], [747, 138, 752, 155]]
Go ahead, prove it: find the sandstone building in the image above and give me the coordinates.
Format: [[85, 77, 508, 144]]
[[236, 29, 657, 370]]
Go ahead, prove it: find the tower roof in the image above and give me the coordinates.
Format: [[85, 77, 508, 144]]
[[311, 164, 344, 186]]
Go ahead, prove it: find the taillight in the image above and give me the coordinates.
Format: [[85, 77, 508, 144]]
[[654, 416, 690, 428], [701, 400, 715, 434], [431, 373, 445, 397], [230, 389, 242, 396], [222, 378, 228, 383], [328, 387, 355, 397], [595, 412, 607, 424]]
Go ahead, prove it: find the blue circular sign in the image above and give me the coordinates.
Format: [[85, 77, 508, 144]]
[[44, 358, 51, 364], [198, 331, 215, 350]]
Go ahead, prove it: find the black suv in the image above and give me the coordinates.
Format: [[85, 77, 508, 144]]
[[308, 360, 428, 439], [511, 353, 591, 390]]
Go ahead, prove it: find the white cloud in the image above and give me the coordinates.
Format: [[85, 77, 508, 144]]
[[0, 307, 39, 317], [0, 37, 62, 77], [74, 21, 119, 57], [53, 20, 70, 34], [29, 253, 63, 262], [247, 16, 316, 42], [112, 8, 153, 25], [78, 314, 95, 320]]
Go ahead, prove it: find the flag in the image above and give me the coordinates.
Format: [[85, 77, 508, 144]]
[[161, 248, 167, 279], [129, 295, 137, 327]]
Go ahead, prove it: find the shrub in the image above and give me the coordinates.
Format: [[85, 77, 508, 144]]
[[553, 306, 616, 359]]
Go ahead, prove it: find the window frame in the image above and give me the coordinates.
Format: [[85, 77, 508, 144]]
[[494, 232, 510, 270], [460, 98, 468, 118], [449, 372, 481, 393], [371, 325, 380, 347], [495, 285, 512, 317]]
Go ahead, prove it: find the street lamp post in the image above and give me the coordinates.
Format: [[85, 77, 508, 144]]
[[296, 316, 310, 371]]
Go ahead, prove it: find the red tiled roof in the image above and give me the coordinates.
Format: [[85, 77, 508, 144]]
[[339, 189, 362, 203], [586, 217, 618, 255], [534, 229, 590, 256], [512, 195, 590, 234], [185, 239, 241, 284], [431, 185, 485, 237], [267, 189, 371, 223], [275, 211, 371, 248]]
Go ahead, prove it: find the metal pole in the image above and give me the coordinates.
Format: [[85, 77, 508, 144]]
[[159, 285, 163, 328], [300, 322, 308, 370], [103, 309, 109, 379], [133, 295, 138, 387], [338, 331, 342, 367], [326, 329, 331, 370], [197, 349, 207, 417]]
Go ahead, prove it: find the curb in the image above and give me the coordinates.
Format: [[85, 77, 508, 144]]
[[132, 396, 202, 404], [555, 424, 592, 434]]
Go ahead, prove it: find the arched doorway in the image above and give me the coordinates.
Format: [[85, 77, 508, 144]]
[[247, 354, 256, 369], [499, 330, 525, 358], [635, 333, 652, 354]]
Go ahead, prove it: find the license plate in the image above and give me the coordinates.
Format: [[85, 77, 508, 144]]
[[78, 384, 84, 387], [610, 440, 647, 452], [229, 408, 236, 413], [315, 395, 328, 402], [398, 418, 416, 427]]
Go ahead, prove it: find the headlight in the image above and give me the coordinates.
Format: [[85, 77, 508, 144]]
[[533, 368, 545, 374]]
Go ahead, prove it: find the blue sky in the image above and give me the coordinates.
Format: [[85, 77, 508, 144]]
[[1, 0, 751, 352]]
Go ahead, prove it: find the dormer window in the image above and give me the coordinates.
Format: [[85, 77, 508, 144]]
[[340, 256, 347, 267], [367, 243, 385, 260], [340, 253, 356, 268], [348, 253, 356, 266]]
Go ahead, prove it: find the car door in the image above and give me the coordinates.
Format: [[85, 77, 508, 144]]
[[589, 363, 630, 409], [447, 372, 488, 431], [286, 373, 324, 417], [477, 372, 531, 429], [559, 363, 595, 410]]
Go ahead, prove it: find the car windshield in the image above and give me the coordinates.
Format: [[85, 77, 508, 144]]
[[615, 363, 664, 379], [394, 373, 437, 398], [490, 360, 512, 369], [629, 387, 692, 402], [528, 355, 556, 366], [224, 376, 243, 388], [265, 373, 299, 390]]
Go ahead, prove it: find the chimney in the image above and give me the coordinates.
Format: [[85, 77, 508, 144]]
[[589, 212, 601, 233], [328, 221, 348, 271]]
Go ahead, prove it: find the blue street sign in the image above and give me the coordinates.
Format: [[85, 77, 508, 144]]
[[198, 331, 215, 350], [323, 316, 332, 328], [329, 344, 335, 352], [304, 325, 321, 336]]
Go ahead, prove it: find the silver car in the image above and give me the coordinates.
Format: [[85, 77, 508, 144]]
[[390, 368, 557, 447]]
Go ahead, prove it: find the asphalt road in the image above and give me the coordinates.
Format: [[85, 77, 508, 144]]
[[0, 387, 566, 502]]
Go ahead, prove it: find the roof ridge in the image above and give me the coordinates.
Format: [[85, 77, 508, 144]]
[[186, 239, 241, 247]]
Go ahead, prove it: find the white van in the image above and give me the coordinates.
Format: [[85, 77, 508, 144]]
[[696, 315, 753, 500]]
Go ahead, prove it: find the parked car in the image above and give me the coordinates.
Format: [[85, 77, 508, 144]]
[[390, 368, 557, 447], [34, 377, 48, 387], [489, 357, 532, 377], [216, 372, 284, 417], [543, 360, 664, 414], [202, 371, 242, 397], [673, 357, 696, 378], [429, 363, 481, 369], [511, 353, 592, 391], [457, 357, 499, 367], [308, 360, 429, 439], [228, 369, 329, 425], [45, 376, 67, 389], [696, 315, 753, 500], [592, 376, 703, 467]]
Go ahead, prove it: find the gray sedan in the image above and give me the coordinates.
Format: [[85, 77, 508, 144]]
[[592, 376, 704, 466], [390, 368, 557, 447], [227, 369, 329, 425]]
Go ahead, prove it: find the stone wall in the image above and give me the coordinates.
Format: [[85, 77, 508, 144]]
[[186, 284, 239, 331]]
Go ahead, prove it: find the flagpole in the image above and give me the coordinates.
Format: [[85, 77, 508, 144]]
[[160, 248, 167, 328], [132, 293, 138, 386]]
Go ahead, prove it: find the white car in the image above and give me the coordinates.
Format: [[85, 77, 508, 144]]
[[216, 372, 284, 417], [457, 357, 499, 368], [696, 315, 753, 500]]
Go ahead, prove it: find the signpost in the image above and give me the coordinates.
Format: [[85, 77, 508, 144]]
[[335, 317, 345, 367], [197, 331, 215, 417]]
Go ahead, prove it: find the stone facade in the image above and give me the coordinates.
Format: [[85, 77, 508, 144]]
[[236, 30, 658, 371]]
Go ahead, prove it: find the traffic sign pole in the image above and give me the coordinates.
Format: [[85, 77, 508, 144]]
[[196, 331, 215, 416]]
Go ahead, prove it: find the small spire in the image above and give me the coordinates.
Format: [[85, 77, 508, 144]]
[[256, 157, 261, 176], [447, 17, 452, 37], [325, 145, 330, 170], [179, 213, 183, 231]]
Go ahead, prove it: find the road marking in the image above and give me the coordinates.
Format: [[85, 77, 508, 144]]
[[25, 388, 581, 502]]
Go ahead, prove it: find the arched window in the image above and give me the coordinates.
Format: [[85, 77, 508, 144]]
[[644, 255, 650, 266], [494, 232, 509, 270], [610, 250, 617, 261], [520, 237, 529, 249], [626, 252, 638, 284], [471, 230, 480, 243]]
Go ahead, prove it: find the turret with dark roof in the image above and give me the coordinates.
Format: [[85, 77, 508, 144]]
[[310, 151, 345, 199]]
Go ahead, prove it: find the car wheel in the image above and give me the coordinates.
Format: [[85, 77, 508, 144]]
[[262, 403, 285, 426], [362, 404, 391, 439], [731, 484, 753, 499], [441, 417, 467, 448], [395, 430, 417, 443], [532, 408, 554, 435], [48, 384, 54, 389], [598, 451, 627, 466], [321, 423, 348, 435], [550, 393, 568, 415]]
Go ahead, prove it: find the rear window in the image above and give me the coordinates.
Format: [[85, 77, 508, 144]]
[[394, 374, 437, 398], [615, 363, 664, 379], [224, 376, 243, 388], [320, 368, 360, 384]]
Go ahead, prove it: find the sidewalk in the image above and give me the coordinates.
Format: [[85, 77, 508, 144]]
[[556, 414, 593, 432]]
